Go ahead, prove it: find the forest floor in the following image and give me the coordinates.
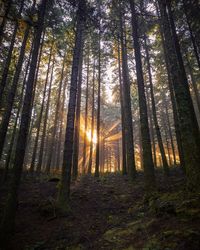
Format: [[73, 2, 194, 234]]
[[0, 167, 200, 250]]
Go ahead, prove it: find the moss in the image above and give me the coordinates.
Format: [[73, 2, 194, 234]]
[[177, 207, 200, 219], [122, 246, 136, 250], [107, 215, 121, 226], [103, 219, 142, 244], [159, 191, 183, 203], [103, 218, 156, 247], [149, 229, 200, 250], [176, 196, 200, 219], [143, 239, 161, 250]]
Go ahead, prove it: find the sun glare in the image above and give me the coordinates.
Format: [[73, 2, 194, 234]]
[[86, 129, 97, 144]]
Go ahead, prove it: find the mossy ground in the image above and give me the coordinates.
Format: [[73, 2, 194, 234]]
[[0, 167, 200, 249]]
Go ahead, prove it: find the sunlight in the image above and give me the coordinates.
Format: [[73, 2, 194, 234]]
[[86, 129, 97, 144], [105, 131, 122, 142], [106, 120, 121, 134]]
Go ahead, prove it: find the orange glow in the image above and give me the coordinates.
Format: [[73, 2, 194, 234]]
[[86, 129, 97, 144], [79, 115, 97, 144], [105, 132, 122, 142]]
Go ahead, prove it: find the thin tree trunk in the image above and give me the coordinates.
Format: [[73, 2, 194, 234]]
[[88, 59, 96, 174], [58, 0, 86, 208], [185, 56, 200, 114], [156, 5, 185, 169], [162, 93, 177, 166], [0, 24, 30, 160], [158, 0, 200, 188], [119, 4, 136, 179], [3, 41, 33, 181], [45, 52, 66, 173], [0, 0, 12, 46], [0, 0, 24, 104], [82, 51, 90, 174], [56, 70, 68, 170], [72, 42, 84, 179], [117, 39, 127, 175], [29, 43, 53, 172], [95, 1, 101, 178], [182, 0, 200, 59], [161, 111, 172, 166], [130, 0, 155, 189], [146, 86, 157, 169], [0, 0, 47, 244], [144, 35, 169, 175], [23, 30, 46, 168], [184, 13, 200, 70], [37, 54, 55, 172]]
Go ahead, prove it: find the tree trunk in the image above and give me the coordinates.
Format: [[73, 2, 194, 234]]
[[82, 50, 90, 174], [0, 24, 30, 160], [58, 0, 86, 208], [162, 92, 177, 166], [144, 35, 169, 175], [158, 0, 200, 189], [29, 43, 53, 172], [119, 4, 136, 179], [72, 42, 84, 179], [45, 52, 66, 173], [184, 10, 200, 70], [37, 54, 55, 172], [117, 38, 127, 175], [156, 4, 185, 170], [88, 59, 96, 174], [185, 55, 200, 114], [56, 69, 68, 170], [0, 0, 24, 104], [3, 42, 33, 182], [182, 0, 200, 56], [130, 0, 155, 189], [0, 0, 12, 46], [146, 86, 157, 169], [95, 1, 101, 178], [0, 0, 48, 244]]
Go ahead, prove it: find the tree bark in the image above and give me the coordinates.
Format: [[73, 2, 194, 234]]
[[82, 50, 90, 174], [158, 0, 200, 189], [162, 92, 177, 166], [58, 0, 86, 208], [0, 0, 12, 46], [0, 24, 30, 160], [156, 4, 185, 170], [37, 53, 55, 172], [117, 38, 127, 175], [0, 0, 48, 244], [55, 68, 68, 170], [130, 0, 155, 189], [0, 0, 24, 104], [72, 41, 84, 179], [144, 35, 169, 175], [88, 59, 96, 174], [2, 42, 33, 182], [119, 4, 136, 179], [29, 42, 53, 172], [95, 0, 101, 178], [45, 52, 66, 173]]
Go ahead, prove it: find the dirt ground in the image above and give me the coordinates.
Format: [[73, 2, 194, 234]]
[[0, 168, 200, 250]]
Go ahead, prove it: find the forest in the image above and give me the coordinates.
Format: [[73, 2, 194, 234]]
[[0, 0, 200, 249]]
